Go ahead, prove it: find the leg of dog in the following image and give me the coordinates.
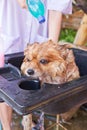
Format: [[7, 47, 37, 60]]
[[60, 106, 79, 124]]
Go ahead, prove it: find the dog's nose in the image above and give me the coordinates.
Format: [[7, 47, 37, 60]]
[[27, 69, 34, 75]]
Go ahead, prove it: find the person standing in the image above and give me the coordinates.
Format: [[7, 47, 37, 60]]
[[0, 0, 72, 130]]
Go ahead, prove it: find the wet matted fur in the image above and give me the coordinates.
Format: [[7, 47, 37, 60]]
[[21, 40, 80, 121]]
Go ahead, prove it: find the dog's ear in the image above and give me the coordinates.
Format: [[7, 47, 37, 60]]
[[65, 50, 80, 81], [48, 40, 58, 44], [24, 42, 40, 56], [24, 47, 29, 56], [56, 62, 66, 77], [48, 40, 54, 44], [44, 40, 59, 51]]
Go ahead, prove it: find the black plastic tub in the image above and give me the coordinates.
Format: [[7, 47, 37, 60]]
[[0, 49, 87, 115]]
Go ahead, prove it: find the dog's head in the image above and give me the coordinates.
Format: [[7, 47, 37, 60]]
[[21, 40, 80, 84]]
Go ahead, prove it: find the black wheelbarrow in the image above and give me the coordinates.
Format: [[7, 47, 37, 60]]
[[0, 48, 87, 116]]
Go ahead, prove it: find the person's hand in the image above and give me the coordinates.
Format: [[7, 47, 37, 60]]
[[17, 0, 28, 9]]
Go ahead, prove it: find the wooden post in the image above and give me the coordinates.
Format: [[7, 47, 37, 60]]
[[74, 14, 87, 46], [23, 114, 32, 130], [56, 114, 60, 130]]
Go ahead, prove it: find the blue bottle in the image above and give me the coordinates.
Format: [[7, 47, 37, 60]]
[[26, 0, 45, 23]]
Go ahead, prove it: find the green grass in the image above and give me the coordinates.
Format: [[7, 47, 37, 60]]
[[59, 28, 76, 43]]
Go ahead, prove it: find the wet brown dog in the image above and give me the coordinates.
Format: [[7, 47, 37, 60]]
[[21, 40, 80, 121]]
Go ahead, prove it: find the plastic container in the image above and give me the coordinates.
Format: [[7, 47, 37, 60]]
[[26, 0, 45, 23]]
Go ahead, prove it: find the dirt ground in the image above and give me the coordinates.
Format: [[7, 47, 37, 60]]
[[11, 107, 87, 130], [63, 108, 87, 130]]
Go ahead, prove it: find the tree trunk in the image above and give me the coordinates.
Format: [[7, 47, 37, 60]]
[[74, 14, 87, 46]]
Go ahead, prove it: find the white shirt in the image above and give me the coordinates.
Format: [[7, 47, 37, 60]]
[[0, 0, 72, 54]]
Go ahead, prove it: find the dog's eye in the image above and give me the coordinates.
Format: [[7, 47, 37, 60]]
[[40, 59, 48, 64], [26, 58, 30, 62]]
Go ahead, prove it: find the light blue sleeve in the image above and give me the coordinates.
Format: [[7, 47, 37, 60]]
[[47, 0, 72, 14]]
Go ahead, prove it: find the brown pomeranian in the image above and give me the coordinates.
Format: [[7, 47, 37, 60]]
[[21, 40, 80, 122]]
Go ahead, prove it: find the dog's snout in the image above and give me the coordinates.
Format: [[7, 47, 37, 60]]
[[27, 69, 34, 75]]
